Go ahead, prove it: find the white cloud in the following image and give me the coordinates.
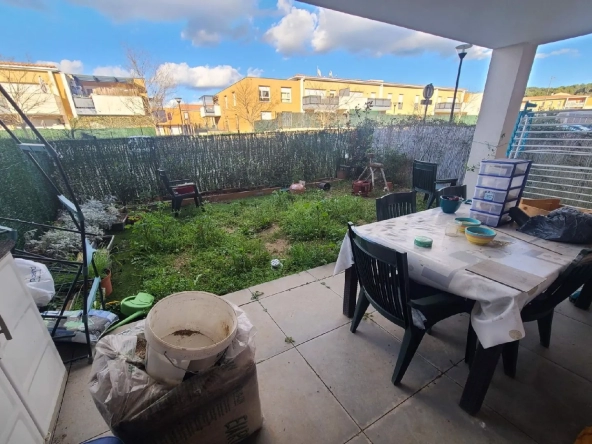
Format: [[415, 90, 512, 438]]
[[247, 67, 264, 77], [158, 62, 245, 89], [265, 2, 491, 60], [68, 0, 257, 46], [535, 48, 579, 59], [36, 59, 84, 74], [264, 1, 317, 55], [92, 65, 133, 77]]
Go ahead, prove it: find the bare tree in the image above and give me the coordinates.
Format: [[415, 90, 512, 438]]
[[0, 63, 55, 128], [304, 81, 359, 128], [234, 80, 277, 131], [123, 46, 176, 129]]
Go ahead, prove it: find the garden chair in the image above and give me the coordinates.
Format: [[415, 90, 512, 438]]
[[157, 168, 203, 215], [412, 160, 458, 209], [466, 249, 592, 377], [375, 191, 417, 221], [436, 184, 467, 206], [348, 223, 474, 385]]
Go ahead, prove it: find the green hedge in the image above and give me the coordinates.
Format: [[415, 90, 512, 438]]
[[0, 140, 59, 239], [51, 131, 352, 204]]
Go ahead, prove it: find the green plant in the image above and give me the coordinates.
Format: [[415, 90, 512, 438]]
[[285, 336, 295, 344], [91, 249, 112, 278]]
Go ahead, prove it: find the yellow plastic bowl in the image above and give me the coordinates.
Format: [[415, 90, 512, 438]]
[[465, 226, 496, 245]]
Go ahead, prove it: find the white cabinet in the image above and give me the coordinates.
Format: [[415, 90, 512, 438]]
[[0, 252, 67, 443]]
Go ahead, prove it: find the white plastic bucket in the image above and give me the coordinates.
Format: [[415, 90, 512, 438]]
[[144, 291, 238, 385]]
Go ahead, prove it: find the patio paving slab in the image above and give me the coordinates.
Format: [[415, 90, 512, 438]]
[[318, 272, 345, 296], [260, 281, 350, 345], [345, 433, 373, 444], [520, 310, 592, 382], [372, 312, 469, 372], [447, 346, 592, 444], [222, 288, 254, 306], [249, 271, 316, 299], [52, 361, 108, 444], [248, 348, 360, 444], [555, 298, 592, 327], [240, 301, 294, 363], [306, 262, 337, 280], [298, 320, 440, 429], [364, 375, 536, 444]]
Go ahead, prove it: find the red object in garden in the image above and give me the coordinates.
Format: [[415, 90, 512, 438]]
[[174, 185, 195, 195], [352, 180, 372, 197]]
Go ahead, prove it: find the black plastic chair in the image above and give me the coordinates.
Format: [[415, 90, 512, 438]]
[[348, 223, 474, 385], [412, 160, 458, 209], [438, 185, 467, 200], [376, 191, 417, 221], [157, 168, 203, 215], [467, 248, 592, 377]]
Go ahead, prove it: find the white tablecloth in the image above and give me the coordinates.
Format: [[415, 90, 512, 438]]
[[335, 206, 585, 348]]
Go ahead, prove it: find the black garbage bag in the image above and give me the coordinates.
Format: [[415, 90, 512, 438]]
[[518, 207, 592, 243]]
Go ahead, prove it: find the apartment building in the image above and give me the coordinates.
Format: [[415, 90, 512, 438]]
[[215, 77, 301, 132], [0, 61, 72, 129], [290, 74, 466, 117], [0, 61, 152, 133], [521, 93, 592, 111], [158, 103, 218, 135], [213, 74, 471, 132]]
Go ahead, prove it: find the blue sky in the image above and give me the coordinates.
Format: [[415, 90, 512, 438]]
[[1, 0, 590, 103]]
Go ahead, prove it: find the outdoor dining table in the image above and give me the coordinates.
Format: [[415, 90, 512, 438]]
[[334, 204, 589, 414]]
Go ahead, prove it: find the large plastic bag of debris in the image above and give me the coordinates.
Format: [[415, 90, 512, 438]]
[[14, 258, 55, 306], [518, 206, 592, 243], [89, 304, 262, 444]]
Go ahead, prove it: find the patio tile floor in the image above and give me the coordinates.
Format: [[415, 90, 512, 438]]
[[51, 265, 592, 444]]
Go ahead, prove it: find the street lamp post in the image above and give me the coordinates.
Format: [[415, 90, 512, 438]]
[[175, 97, 184, 135], [449, 43, 472, 123]]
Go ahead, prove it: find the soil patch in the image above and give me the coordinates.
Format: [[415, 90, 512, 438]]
[[173, 253, 191, 271], [135, 337, 147, 360], [265, 238, 290, 255], [172, 329, 201, 337]]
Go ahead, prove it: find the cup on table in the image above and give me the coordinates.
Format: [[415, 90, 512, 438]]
[[445, 222, 461, 237]]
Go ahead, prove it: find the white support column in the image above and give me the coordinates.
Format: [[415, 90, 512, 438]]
[[464, 43, 537, 194]]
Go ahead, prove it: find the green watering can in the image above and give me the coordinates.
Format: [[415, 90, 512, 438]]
[[102, 292, 155, 336]]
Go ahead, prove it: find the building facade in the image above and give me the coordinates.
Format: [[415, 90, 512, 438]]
[[158, 103, 217, 135], [214, 74, 472, 132], [521, 93, 592, 111], [215, 77, 302, 132], [0, 61, 72, 129], [0, 61, 153, 135]]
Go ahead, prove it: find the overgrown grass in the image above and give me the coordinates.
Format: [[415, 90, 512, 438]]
[[108, 182, 426, 304]]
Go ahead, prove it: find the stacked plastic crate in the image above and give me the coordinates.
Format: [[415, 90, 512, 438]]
[[470, 159, 532, 227]]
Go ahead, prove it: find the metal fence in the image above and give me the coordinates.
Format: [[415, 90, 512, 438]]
[[508, 109, 592, 208]]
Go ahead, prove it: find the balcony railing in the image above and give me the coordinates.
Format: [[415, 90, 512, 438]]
[[366, 98, 391, 109], [564, 102, 585, 109], [303, 96, 339, 107], [435, 103, 461, 110]]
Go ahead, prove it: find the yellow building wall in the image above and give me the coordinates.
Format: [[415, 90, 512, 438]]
[[300, 78, 460, 116], [0, 66, 70, 127], [217, 77, 301, 132]]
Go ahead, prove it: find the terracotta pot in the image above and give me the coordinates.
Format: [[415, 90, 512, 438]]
[[100, 269, 113, 297], [336, 169, 347, 179], [289, 181, 306, 194]]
